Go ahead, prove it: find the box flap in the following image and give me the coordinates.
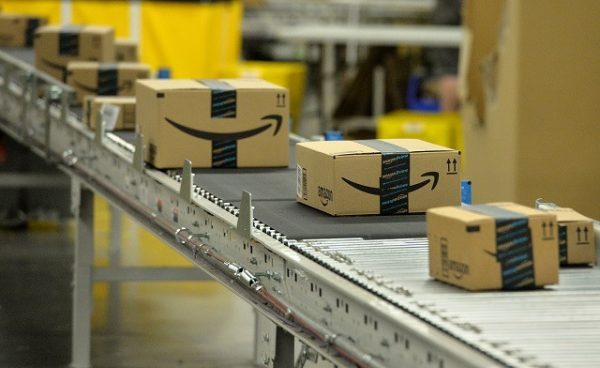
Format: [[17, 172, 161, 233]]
[[116, 62, 150, 70], [297, 139, 456, 158], [428, 206, 490, 223], [67, 61, 99, 70], [297, 141, 380, 157], [89, 96, 136, 104], [36, 24, 112, 34], [486, 202, 548, 218], [378, 139, 457, 153], [546, 208, 592, 223], [222, 78, 286, 90], [136, 79, 206, 92]]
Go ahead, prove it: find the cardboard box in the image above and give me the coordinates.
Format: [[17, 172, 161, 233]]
[[0, 14, 47, 47], [67, 62, 150, 104], [34, 25, 115, 81], [427, 202, 559, 291], [543, 208, 596, 265], [296, 139, 461, 216], [115, 39, 138, 62], [136, 79, 289, 168], [84, 96, 136, 131], [460, 0, 600, 219]]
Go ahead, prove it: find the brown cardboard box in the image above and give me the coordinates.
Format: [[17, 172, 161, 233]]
[[0, 14, 47, 47], [544, 208, 596, 266], [67, 62, 150, 104], [296, 139, 461, 216], [460, 0, 600, 219], [115, 39, 138, 62], [84, 96, 136, 131], [136, 79, 289, 168], [34, 25, 115, 81], [427, 202, 559, 291]]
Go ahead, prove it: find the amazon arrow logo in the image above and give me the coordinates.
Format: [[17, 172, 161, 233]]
[[342, 171, 440, 195], [165, 114, 283, 168], [165, 114, 283, 141], [71, 79, 128, 95]]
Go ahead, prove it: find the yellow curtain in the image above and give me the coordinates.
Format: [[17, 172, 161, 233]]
[[0, 0, 62, 24], [71, 0, 130, 38], [140, 0, 242, 78]]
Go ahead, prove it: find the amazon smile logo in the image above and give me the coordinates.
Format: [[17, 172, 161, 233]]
[[165, 114, 283, 141], [71, 79, 128, 94], [165, 114, 284, 168], [342, 171, 440, 195]]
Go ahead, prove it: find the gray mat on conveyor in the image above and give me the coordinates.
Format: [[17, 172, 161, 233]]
[[229, 199, 426, 240], [191, 162, 426, 240]]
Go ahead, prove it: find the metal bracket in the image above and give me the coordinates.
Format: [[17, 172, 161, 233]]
[[237, 191, 253, 239], [70, 177, 82, 215], [179, 160, 194, 203], [2, 63, 12, 100], [44, 86, 62, 161], [174, 227, 209, 247], [295, 343, 319, 368], [95, 110, 105, 145], [60, 88, 69, 125], [20, 72, 33, 127], [133, 133, 145, 172]]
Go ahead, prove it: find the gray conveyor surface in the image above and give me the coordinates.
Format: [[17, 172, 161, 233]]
[[296, 238, 600, 368]]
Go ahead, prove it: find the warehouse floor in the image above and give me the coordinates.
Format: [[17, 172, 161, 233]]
[[0, 226, 256, 368]]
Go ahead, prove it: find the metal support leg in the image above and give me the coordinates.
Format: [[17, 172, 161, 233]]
[[107, 205, 122, 331], [254, 311, 277, 368], [70, 179, 94, 368], [274, 326, 295, 368], [321, 42, 336, 133], [372, 65, 386, 118]]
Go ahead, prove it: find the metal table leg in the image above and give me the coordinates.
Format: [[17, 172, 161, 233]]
[[70, 178, 94, 368], [321, 42, 336, 132], [107, 205, 122, 331], [274, 326, 294, 368]]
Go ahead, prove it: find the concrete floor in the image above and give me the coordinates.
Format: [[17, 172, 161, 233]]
[[0, 227, 256, 368]]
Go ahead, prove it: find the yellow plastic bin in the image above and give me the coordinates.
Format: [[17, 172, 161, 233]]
[[377, 110, 463, 152], [221, 61, 307, 131]]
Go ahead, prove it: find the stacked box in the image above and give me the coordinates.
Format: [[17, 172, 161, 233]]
[[84, 96, 136, 130], [34, 25, 114, 81], [115, 39, 138, 62], [427, 202, 559, 291], [67, 61, 150, 104], [543, 207, 596, 266], [0, 14, 47, 47]]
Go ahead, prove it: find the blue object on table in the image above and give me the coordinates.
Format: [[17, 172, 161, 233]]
[[461, 180, 472, 205], [324, 130, 343, 141], [157, 67, 171, 79], [407, 75, 440, 112]]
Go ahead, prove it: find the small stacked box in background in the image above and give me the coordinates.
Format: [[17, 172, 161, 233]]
[[34, 24, 149, 132]]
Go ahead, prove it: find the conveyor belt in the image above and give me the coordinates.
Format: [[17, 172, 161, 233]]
[[296, 238, 600, 368], [6, 43, 427, 240], [116, 134, 427, 239], [186, 162, 426, 240]]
